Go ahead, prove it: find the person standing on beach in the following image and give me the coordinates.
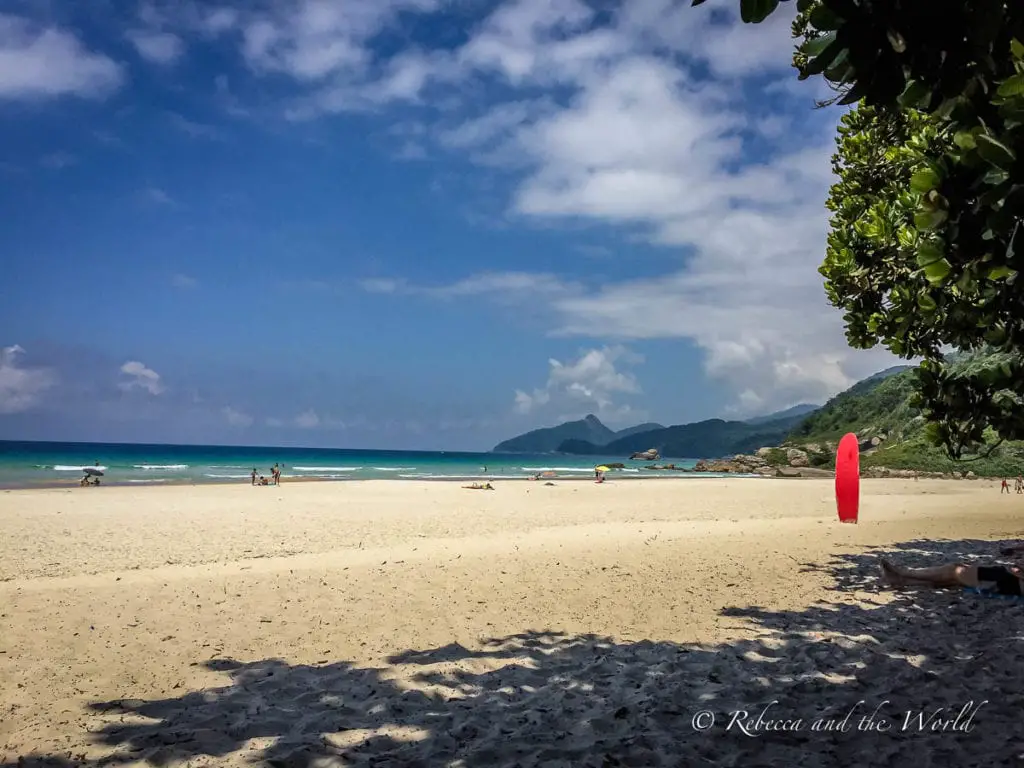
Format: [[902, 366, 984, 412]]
[[272, 463, 281, 485], [251, 468, 258, 486], [1002, 478, 1010, 494]]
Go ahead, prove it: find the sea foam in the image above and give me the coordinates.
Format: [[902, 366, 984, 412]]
[[291, 466, 361, 472]]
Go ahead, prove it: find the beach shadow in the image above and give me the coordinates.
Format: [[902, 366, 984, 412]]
[[6, 537, 1024, 767]]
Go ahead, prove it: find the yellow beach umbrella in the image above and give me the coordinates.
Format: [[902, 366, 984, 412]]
[[595, 465, 611, 472]]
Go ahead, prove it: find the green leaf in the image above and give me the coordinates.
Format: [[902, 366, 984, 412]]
[[915, 209, 948, 230], [809, 5, 844, 30], [910, 168, 940, 194], [886, 28, 906, 53], [923, 258, 952, 284], [953, 131, 977, 150], [898, 80, 931, 109], [985, 327, 1007, 345], [918, 293, 937, 312], [897, 226, 917, 249], [800, 31, 837, 58], [740, 0, 779, 23], [933, 97, 959, 119], [803, 38, 846, 76], [983, 168, 1010, 185], [1012, 38, 1024, 60], [976, 133, 1017, 169], [997, 74, 1024, 98], [916, 241, 943, 268], [987, 266, 1015, 281]]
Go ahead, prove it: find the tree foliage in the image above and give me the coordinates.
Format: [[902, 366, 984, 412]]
[[693, 0, 1024, 459]]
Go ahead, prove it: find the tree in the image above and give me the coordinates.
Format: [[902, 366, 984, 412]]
[[693, 0, 1024, 458]]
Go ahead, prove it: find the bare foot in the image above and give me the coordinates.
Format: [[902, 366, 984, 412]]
[[879, 559, 906, 588]]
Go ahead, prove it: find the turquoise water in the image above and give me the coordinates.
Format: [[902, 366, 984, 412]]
[[0, 440, 739, 488]]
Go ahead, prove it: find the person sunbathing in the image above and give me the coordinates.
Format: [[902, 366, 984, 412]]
[[880, 558, 1023, 596], [462, 482, 494, 490]]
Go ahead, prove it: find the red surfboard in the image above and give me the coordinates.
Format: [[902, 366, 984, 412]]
[[835, 432, 860, 524]]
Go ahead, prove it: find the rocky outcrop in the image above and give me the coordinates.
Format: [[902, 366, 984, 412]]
[[630, 448, 660, 461], [693, 454, 770, 475], [786, 448, 809, 467], [690, 452, 985, 480], [860, 466, 980, 479]]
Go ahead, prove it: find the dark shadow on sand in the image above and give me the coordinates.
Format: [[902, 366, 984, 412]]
[[6, 537, 1024, 767]]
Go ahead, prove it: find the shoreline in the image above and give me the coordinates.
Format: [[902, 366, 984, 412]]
[[0, 471, 767, 491]]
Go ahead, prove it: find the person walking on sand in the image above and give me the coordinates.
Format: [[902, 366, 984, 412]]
[[1002, 478, 1011, 494], [1016, 475, 1023, 494]]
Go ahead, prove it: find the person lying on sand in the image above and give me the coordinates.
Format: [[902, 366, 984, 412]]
[[880, 558, 1023, 596], [462, 482, 494, 490]]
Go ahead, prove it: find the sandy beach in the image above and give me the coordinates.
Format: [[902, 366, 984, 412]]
[[2, 477, 1023, 767]]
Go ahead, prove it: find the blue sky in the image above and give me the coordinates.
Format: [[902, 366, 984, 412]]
[[0, 0, 899, 451]]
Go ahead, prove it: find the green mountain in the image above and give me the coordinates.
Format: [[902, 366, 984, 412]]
[[782, 355, 1024, 477], [496, 354, 1024, 475], [493, 416, 667, 453], [612, 422, 666, 439], [493, 414, 613, 453], [557, 411, 809, 459], [788, 365, 917, 443], [745, 403, 820, 425]]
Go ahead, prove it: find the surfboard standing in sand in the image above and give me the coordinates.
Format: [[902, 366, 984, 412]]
[[835, 432, 859, 524]]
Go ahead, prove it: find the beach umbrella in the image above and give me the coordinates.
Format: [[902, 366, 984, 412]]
[[835, 433, 859, 524], [595, 465, 611, 473], [84, 467, 104, 477]]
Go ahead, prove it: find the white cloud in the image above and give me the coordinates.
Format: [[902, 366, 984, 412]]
[[0, 345, 56, 414], [222, 406, 253, 427], [514, 346, 643, 425], [168, 112, 222, 139], [359, 271, 580, 303], [0, 14, 123, 100], [40, 152, 76, 169], [118, 361, 164, 396], [123, 0, 901, 413], [294, 409, 320, 428], [238, 0, 438, 82], [347, 1, 899, 412], [171, 273, 197, 289], [143, 186, 174, 205], [126, 29, 184, 65]]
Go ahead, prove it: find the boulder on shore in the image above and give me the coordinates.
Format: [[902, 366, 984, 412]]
[[630, 448, 660, 461], [693, 454, 769, 474], [786, 448, 809, 467]]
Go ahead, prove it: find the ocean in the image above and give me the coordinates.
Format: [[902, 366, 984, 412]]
[[0, 440, 740, 489]]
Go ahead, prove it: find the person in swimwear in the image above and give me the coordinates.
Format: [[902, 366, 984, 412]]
[[880, 558, 1023, 596]]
